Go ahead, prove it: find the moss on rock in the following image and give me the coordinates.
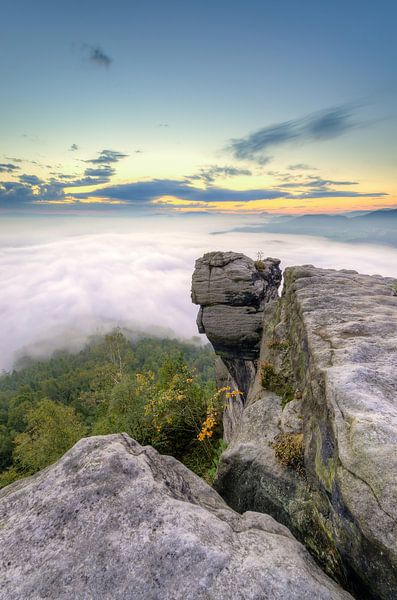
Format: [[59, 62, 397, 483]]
[[261, 361, 295, 406], [272, 432, 305, 477]]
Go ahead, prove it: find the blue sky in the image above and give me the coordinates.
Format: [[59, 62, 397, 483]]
[[1, 0, 396, 214]]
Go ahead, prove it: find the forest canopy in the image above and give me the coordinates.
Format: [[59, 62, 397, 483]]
[[0, 331, 230, 488]]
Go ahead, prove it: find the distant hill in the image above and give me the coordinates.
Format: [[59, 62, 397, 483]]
[[224, 208, 397, 246]]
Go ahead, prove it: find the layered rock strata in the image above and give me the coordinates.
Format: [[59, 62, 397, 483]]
[[192, 256, 397, 600], [191, 251, 281, 396], [0, 434, 353, 600]]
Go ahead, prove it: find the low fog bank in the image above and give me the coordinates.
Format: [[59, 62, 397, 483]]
[[1, 214, 396, 372], [221, 209, 397, 247]]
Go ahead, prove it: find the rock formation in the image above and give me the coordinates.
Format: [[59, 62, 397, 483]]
[[191, 251, 281, 396], [192, 255, 397, 600], [0, 434, 353, 600]]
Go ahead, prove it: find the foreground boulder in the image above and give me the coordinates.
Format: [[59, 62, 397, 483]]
[[192, 256, 397, 600], [0, 434, 352, 600]]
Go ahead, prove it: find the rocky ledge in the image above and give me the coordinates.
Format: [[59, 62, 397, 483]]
[[192, 255, 397, 600], [0, 434, 352, 600]]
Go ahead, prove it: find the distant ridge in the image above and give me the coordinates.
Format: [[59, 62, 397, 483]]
[[218, 207, 397, 246]]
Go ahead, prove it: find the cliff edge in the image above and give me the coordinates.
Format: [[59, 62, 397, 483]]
[[192, 253, 397, 600]]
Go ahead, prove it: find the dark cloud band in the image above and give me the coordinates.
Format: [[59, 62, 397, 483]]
[[229, 106, 357, 164]]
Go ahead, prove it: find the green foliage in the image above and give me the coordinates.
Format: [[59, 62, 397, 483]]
[[0, 331, 218, 488], [272, 432, 305, 477], [7, 385, 36, 432], [13, 399, 87, 473], [0, 424, 13, 470], [261, 361, 295, 406], [204, 439, 228, 483], [0, 467, 20, 488]]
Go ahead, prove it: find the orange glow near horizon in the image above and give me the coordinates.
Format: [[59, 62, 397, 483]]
[[29, 192, 396, 214], [157, 194, 396, 215]]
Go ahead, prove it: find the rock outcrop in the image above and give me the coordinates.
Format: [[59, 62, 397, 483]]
[[0, 434, 353, 600], [191, 251, 281, 396], [192, 256, 397, 600]]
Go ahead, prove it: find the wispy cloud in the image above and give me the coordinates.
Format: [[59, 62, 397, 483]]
[[0, 147, 130, 208], [186, 165, 252, 184], [0, 163, 20, 173], [228, 106, 357, 164], [85, 149, 128, 165], [19, 174, 42, 185], [280, 177, 359, 189], [288, 163, 317, 171], [5, 157, 23, 163], [84, 166, 115, 178], [294, 189, 387, 199], [61, 165, 116, 187], [86, 45, 113, 67], [69, 144, 79, 152]]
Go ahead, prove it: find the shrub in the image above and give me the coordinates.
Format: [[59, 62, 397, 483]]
[[254, 250, 266, 271], [0, 467, 21, 489], [272, 432, 305, 477], [13, 399, 87, 474], [204, 439, 228, 484], [261, 361, 294, 406]]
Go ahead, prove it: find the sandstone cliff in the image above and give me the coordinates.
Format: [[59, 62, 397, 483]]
[[0, 434, 352, 600], [192, 252, 397, 600]]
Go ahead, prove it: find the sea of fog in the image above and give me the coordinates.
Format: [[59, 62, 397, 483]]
[[1, 213, 396, 372]]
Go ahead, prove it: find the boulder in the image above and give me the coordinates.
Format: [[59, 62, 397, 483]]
[[0, 434, 353, 600]]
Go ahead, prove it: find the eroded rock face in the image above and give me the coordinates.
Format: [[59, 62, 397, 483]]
[[192, 254, 397, 600], [191, 251, 281, 396], [0, 434, 353, 600], [191, 251, 281, 361]]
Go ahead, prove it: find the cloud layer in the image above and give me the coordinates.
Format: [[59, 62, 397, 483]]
[[1, 216, 396, 371], [78, 179, 288, 204]]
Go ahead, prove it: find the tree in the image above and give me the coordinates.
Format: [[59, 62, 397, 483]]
[[7, 385, 36, 432], [13, 399, 87, 473], [0, 424, 13, 470]]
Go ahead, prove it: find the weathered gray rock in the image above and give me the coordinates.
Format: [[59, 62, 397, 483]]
[[192, 251, 281, 363], [192, 252, 281, 396], [192, 254, 397, 600], [0, 434, 353, 600]]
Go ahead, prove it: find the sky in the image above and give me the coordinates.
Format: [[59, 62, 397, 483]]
[[1, 0, 396, 369], [1, 0, 396, 215]]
